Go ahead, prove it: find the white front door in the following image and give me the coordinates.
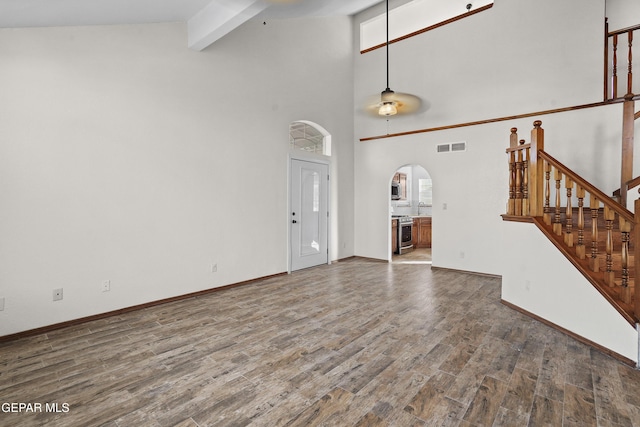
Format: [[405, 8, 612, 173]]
[[290, 159, 329, 271]]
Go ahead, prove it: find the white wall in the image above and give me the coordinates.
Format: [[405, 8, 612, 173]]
[[354, 0, 618, 268], [360, 0, 494, 51], [354, 0, 606, 139], [353, 0, 638, 361], [354, 107, 625, 270], [0, 17, 355, 336], [502, 221, 637, 362], [607, 0, 640, 30]]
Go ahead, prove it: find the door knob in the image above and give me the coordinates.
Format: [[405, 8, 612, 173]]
[[292, 220, 297, 224]]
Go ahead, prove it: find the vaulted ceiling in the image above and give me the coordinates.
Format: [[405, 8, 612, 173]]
[[0, 0, 383, 50]]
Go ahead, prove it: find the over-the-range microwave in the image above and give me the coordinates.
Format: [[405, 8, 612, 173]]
[[391, 181, 401, 200]]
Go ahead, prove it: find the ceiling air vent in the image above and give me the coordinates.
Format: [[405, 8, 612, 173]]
[[437, 141, 466, 153]]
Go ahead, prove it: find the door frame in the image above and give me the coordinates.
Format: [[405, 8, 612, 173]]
[[288, 153, 331, 273]]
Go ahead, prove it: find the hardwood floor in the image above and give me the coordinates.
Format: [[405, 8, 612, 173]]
[[2, 258, 640, 426], [392, 248, 431, 264]]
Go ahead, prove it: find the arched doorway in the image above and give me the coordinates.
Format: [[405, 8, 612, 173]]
[[389, 164, 432, 264], [288, 121, 331, 272]]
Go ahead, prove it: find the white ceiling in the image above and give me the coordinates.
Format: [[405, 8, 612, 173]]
[[0, 0, 208, 28], [0, 0, 383, 50]]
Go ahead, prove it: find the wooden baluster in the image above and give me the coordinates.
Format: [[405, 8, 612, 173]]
[[590, 195, 600, 272], [553, 168, 563, 236], [605, 19, 609, 101], [620, 217, 631, 304], [507, 127, 517, 215], [522, 144, 530, 216], [515, 146, 523, 216], [634, 199, 640, 320], [604, 206, 615, 286], [544, 161, 551, 225], [508, 152, 515, 215], [564, 177, 574, 246], [612, 33, 618, 99], [627, 30, 633, 96], [576, 186, 586, 259]]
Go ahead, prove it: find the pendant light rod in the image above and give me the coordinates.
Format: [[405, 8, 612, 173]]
[[379, 0, 398, 117], [385, 0, 390, 90]]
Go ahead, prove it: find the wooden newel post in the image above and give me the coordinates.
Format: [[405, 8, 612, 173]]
[[509, 127, 518, 149], [529, 120, 544, 217]]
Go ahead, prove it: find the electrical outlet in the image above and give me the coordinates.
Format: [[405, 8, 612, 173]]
[[53, 288, 63, 301], [101, 280, 111, 292], [0, 297, 5, 311], [459, 251, 465, 259], [211, 263, 218, 273]]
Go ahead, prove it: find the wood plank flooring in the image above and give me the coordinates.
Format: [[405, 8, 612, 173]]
[[392, 248, 431, 264], [1, 258, 640, 426]]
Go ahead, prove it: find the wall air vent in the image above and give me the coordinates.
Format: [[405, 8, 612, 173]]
[[437, 142, 466, 153], [451, 142, 466, 152]]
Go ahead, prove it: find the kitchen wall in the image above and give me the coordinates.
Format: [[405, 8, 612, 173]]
[[353, 0, 638, 362], [0, 17, 355, 336]]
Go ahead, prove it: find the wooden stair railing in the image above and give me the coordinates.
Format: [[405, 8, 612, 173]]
[[613, 175, 640, 201], [503, 120, 639, 325], [605, 20, 640, 102]]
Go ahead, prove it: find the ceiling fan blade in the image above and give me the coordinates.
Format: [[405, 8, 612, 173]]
[[393, 92, 421, 114]]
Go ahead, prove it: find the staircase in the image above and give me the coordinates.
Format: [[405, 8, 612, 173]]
[[501, 20, 640, 327], [502, 121, 639, 326]]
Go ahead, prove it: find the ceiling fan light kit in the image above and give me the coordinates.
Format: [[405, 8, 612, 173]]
[[378, 101, 398, 116], [378, 88, 397, 116]]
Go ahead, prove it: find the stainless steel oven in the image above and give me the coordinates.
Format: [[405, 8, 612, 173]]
[[393, 215, 413, 254]]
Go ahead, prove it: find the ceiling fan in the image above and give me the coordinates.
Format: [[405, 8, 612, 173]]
[[365, 0, 421, 117]]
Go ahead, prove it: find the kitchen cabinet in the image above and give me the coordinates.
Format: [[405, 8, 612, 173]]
[[413, 217, 432, 248], [412, 218, 418, 246], [391, 219, 398, 254]]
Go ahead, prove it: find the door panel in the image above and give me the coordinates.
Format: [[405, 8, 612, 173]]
[[290, 159, 328, 271]]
